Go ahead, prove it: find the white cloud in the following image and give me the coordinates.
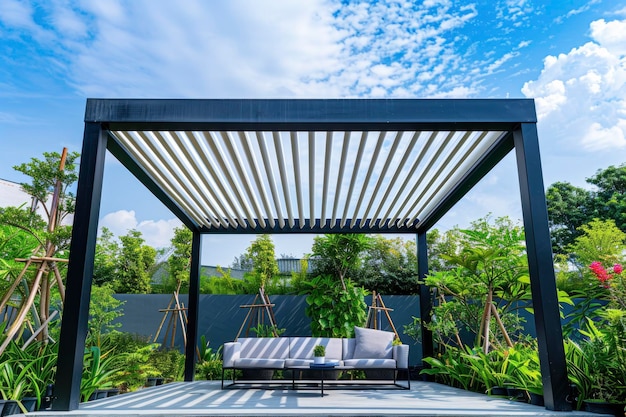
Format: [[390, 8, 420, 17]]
[[0, 1, 494, 99], [100, 210, 138, 236], [522, 18, 626, 155], [0, 0, 36, 29], [581, 121, 626, 151], [496, 0, 534, 25], [590, 18, 626, 55], [99, 209, 182, 248]]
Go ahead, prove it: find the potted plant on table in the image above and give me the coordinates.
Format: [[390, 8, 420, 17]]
[[313, 345, 326, 365]]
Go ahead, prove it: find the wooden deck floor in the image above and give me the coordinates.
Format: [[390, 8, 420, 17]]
[[28, 380, 597, 417]]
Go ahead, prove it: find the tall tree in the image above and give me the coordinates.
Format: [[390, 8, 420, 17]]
[[354, 236, 419, 294], [587, 164, 626, 232], [546, 182, 594, 254], [0, 149, 79, 347], [166, 226, 193, 293], [566, 218, 626, 278], [113, 229, 156, 294], [92, 227, 120, 287], [547, 163, 626, 253], [12, 150, 79, 228], [246, 234, 279, 291], [311, 234, 372, 290], [424, 216, 529, 352]]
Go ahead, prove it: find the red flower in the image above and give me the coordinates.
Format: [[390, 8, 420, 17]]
[[589, 261, 610, 283], [614, 264, 623, 275]]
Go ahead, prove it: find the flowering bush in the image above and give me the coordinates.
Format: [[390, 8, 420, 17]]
[[589, 262, 625, 310]]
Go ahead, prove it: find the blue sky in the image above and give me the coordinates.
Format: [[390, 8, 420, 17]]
[[1, 0, 625, 266]]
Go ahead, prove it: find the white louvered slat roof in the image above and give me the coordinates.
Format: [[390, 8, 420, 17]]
[[110, 128, 504, 232], [89, 99, 537, 234]]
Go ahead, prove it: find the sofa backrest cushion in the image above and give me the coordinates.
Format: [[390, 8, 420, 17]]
[[238, 337, 289, 359], [342, 338, 356, 360], [289, 337, 342, 360], [352, 326, 394, 359]]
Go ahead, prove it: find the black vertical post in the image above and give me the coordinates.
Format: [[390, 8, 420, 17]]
[[53, 123, 107, 411], [184, 230, 202, 381], [417, 232, 433, 361], [514, 122, 569, 411]]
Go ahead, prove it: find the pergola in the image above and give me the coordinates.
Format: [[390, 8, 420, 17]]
[[54, 99, 570, 411]]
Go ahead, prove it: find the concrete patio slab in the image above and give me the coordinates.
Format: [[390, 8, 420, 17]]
[[26, 381, 598, 417]]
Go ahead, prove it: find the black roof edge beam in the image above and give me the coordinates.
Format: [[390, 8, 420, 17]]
[[85, 98, 537, 132]]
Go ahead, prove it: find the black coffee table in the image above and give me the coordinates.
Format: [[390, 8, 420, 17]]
[[288, 362, 341, 396]]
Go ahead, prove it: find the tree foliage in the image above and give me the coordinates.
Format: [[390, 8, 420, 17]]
[[12, 150, 80, 227], [423, 216, 530, 351], [304, 274, 367, 338], [166, 226, 193, 293], [311, 234, 372, 290], [87, 284, 125, 347], [547, 163, 626, 253], [0, 150, 78, 345], [557, 219, 625, 303], [0, 224, 40, 294], [111, 230, 156, 294], [567, 218, 626, 270], [353, 236, 419, 294], [230, 253, 253, 271], [426, 228, 463, 273], [92, 227, 119, 287], [245, 234, 279, 291]]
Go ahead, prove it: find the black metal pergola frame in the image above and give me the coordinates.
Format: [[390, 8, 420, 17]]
[[53, 98, 570, 411]]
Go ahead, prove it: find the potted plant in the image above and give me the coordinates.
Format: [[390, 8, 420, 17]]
[[313, 345, 326, 365]]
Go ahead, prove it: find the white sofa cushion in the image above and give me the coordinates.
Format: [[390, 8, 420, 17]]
[[352, 327, 394, 359], [343, 358, 396, 368], [289, 337, 343, 360], [238, 337, 290, 359], [342, 338, 356, 360], [235, 358, 285, 369], [393, 344, 409, 369]]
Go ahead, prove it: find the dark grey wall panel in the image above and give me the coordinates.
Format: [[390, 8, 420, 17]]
[[113, 294, 422, 366]]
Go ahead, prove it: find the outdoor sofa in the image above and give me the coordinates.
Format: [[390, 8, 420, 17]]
[[221, 326, 410, 390]]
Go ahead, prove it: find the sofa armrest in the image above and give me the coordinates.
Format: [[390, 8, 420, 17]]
[[222, 342, 241, 368], [393, 344, 409, 369]]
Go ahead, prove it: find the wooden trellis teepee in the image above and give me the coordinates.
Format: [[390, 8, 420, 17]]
[[235, 287, 279, 340], [365, 291, 399, 340], [153, 281, 188, 349], [0, 148, 70, 355]]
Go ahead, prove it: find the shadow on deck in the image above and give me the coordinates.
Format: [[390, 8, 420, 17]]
[[28, 380, 595, 417]]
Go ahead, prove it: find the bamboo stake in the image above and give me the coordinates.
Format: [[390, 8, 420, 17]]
[[39, 267, 49, 342], [0, 258, 34, 312], [0, 265, 45, 354], [153, 294, 174, 343], [235, 295, 257, 340], [439, 293, 464, 349], [48, 147, 67, 233], [52, 264, 66, 304], [482, 290, 493, 354], [490, 303, 513, 348], [22, 310, 58, 350], [377, 294, 400, 339]]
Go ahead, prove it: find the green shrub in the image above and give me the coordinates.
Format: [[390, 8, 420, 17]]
[[305, 274, 367, 338]]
